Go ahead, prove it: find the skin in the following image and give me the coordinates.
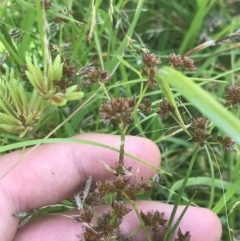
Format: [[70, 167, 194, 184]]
[[0, 133, 222, 241]]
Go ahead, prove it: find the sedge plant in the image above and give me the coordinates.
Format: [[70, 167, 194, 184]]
[[1, 0, 240, 241]]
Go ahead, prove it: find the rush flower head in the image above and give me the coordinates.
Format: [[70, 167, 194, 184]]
[[141, 51, 161, 87], [81, 67, 112, 86], [142, 51, 161, 68], [191, 116, 210, 130], [62, 61, 76, 79], [169, 52, 196, 71], [218, 135, 235, 152], [99, 96, 136, 125], [141, 66, 159, 87], [182, 55, 197, 71], [157, 98, 174, 120], [140, 210, 167, 232], [139, 98, 152, 114], [169, 52, 184, 68], [175, 228, 191, 241], [111, 201, 132, 218], [190, 117, 211, 147], [224, 84, 240, 108]]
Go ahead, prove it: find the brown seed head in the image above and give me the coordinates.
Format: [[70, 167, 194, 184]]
[[96, 211, 118, 235], [139, 98, 152, 114], [182, 55, 197, 71], [83, 67, 112, 86], [142, 51, 161, 68], [169, 52, 184, 68], [191, 117, 210, 130], [111, 201, 132, 218], [99, 97, 136, 125], [141, 66, 159, 87], [218, 135, 235, 152], [157, 98, 174, 120], [190, 128, 211, 147], [76, 206, 94, 223], [62, 62, 76, 79], [95, 180, 115, 198], [224, 84, 240, 108], [190, 117, 211, 146], [80, 225, 104, 241], [140, 210, 167, 232], [175, 228, 191, 241]]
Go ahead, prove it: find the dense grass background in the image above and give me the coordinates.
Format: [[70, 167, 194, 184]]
[[1, 0, 240, 240]]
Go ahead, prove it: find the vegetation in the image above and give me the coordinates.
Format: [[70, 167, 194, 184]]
[[1, 0, 240, 240]]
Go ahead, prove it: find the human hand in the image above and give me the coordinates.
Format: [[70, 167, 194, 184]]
[[0, 134, 222, 241]]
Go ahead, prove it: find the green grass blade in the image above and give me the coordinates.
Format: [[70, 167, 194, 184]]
[[179, 0, 215, 54], [164, 146, 199, 241], [0, 25, 22, 66], [0, 137, 167, 175], [35, 0, 47, 65], [108, 0, 144, 74], [168, 177, 232, 203], [166, 192, 196, 241], [212, 180, 240, 214]]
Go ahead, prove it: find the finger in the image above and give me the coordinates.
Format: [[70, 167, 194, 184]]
[[0, 134, 160, 240], [13, 202, 222, 241]]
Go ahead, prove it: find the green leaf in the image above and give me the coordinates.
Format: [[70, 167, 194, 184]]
[[168, 177, 232, 202], [212, 180, 240, 214]]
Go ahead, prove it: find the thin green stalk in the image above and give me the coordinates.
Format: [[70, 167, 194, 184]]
[[205, 145, 215, 210], [108, 0, 144, 74], [35, 0, 47, 66], [164, 145, 199, 241], [135, 84, 148, 109], [167, 191, 197, 239], [99, 83, 111, 100], [179, 1, 215, 54], [118, 126, 126, 166], [0, 34, 22, 66], [170, 113, 190, 136], [156, 75, 188, 135], [128, 199, 152, 241]]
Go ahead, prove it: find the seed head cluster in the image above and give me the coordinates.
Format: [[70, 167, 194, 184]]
[[175, 228, 191, 241], [139, 98, 152, 114], [62, 61, 76, 80], [141, 51, 161, 87], [169, 53, 196, 71], [157, 98, 174, 119], [224, 84, 240, 108], [99, 97, 136, 125], [82, 67, 113, 86], [190, 117, 211, 147], [218, 135, 235, 152], [140, 210, 167, 232], [74, 174, 155, 241]]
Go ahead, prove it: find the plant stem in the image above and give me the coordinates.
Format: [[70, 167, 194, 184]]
[[164, 144, 199, 241], [119, 124, 126, 166]]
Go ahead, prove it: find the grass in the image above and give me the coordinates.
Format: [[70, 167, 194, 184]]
[[1, 0, 240, 240]]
